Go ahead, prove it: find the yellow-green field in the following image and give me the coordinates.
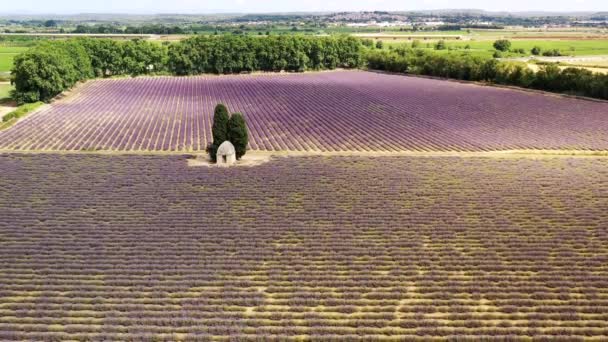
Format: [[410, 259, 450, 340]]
[[385, 39, 608, 57], [0, 47, 27, 73], [0, 83, 13, 100]]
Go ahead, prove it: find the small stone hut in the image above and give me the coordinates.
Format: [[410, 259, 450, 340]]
[[216, 141, 236, 166]]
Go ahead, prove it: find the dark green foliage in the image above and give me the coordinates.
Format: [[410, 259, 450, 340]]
[[73, 24, 184, 35], [434, 40, 447, 50], [78, 38, 167, 76], [120, 39, 168, 76], [11, 38, 168, 103], [542, 49, 563, 57], [11, 40, 93, 104], [375, 41, 384, 49], [493, 39, 512, 52], [13, 35, 362, 104], [206, 143, 218, 163], [168, 35, 363, 75], [77, 38, 124, 77], [532, 64, 563, 91], [212, 104, 230, 145], [361, 39, 374, 48], [228, 113, 249, 159], [531, 46, 542, 55], [209, 104, 230, 161], [366, 48, 608, 100]]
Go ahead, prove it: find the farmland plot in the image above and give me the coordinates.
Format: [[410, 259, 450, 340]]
[[1, 71, 607, 152], [1, 153, 608, 340]]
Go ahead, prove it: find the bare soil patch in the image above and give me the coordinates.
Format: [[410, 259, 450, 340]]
[[187, 153, 273, 167]]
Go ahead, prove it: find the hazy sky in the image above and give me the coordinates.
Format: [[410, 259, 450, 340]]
[[2, 0, 606, 14]]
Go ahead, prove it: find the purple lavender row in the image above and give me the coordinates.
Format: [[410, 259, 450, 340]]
[[0, 71, 607, 152]]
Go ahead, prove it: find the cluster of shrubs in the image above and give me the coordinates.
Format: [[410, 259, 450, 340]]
[[493, 40, 565, 57], [11, 35, 363, 104], [366, 47, 608, 100]]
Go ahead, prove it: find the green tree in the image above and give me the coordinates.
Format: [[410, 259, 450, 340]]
[[77, 38, 125, 77], [434, 40, 447, 50], [208, 104, 231, 162], [212, 103, 230, 145], [493, 39, 511, 52], [120, 39, 167, 76], [531, 46, 542, 55], [11, 40, 93, 104], [44, 20, 57, 28], [375, 40, 384, 49], [228, 112, 249, 159]]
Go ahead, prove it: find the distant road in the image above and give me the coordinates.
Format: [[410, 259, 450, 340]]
[[0, 32, 155, 40]]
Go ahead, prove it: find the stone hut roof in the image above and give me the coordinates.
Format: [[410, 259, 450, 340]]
[[217, 141, 236, 156]]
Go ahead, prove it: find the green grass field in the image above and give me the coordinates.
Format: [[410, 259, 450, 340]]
[[0, 84, 13, 100], [385, 39, 608, 58], [451, 40, 608, 56], [0, 47, 27, 73]]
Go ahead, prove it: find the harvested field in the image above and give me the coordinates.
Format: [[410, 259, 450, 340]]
[[1, 153, 608, 340], [1, 71, 607, 152]]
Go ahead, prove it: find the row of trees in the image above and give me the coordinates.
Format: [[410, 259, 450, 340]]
[[11, 35, 608, 103], [73, 24, 186, 35], [168, 35, 363, 75], [11, 40, 94, 103], [11, 35, 363, 103], [11, 39, 167, 103], [366, 48, 608, 100]]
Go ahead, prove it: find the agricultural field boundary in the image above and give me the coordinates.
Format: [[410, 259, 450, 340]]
[[2, 149, 608, 160], [368, 69, 608, 104], [51, 70, 608, 105]]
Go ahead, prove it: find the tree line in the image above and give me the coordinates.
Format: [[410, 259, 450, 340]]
[[167, 35, 362, 75], [11, 35, 363, 103], [73, 24, 186, 35], [10, 35, 608, 103], [366, 47, 608, 100], [11, 39, 168, 103]]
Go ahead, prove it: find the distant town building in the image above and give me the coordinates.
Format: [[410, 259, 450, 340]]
[[216, 141, 236, 167]]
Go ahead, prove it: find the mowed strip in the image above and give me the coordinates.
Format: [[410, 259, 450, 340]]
[[0, 70, 607, 152]]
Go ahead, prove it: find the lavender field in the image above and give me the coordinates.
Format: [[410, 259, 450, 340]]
[[1, 71, 607, 152], [1, 153, 608, 339]]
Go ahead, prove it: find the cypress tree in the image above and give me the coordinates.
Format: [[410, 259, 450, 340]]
[[210, 103, 230, 161], [212, 104, 230, 144], [227, 112, 249, 159]]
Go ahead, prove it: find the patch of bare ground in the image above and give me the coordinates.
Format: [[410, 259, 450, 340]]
[[187, 153, 273, 168], [0, 103, 51, 131], [0, 103, 16, 118]]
